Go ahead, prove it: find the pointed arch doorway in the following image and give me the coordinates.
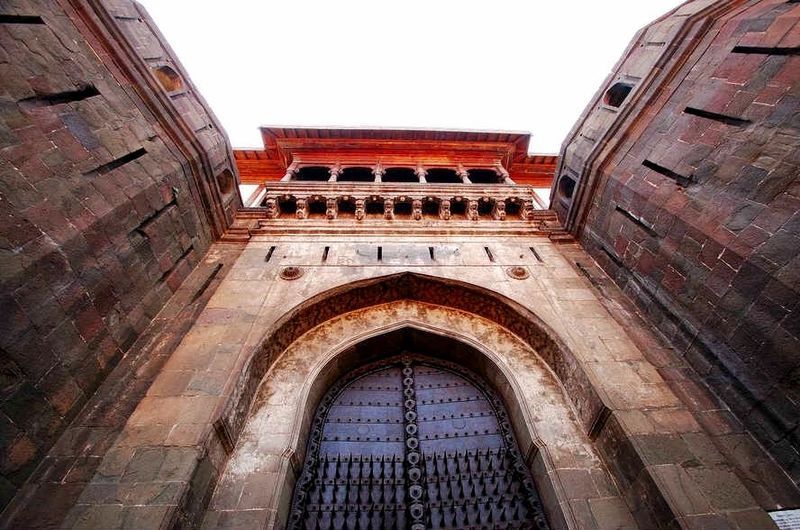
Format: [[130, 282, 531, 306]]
[[288, 354, 551, 530]]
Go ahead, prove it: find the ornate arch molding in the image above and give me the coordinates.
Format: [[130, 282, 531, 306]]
[[283, 321, 548, 469], [209, 306, 611, 530], [213, 273, 608, 458]]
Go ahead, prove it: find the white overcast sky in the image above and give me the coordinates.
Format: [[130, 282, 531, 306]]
[[139, 0, 683, 154]]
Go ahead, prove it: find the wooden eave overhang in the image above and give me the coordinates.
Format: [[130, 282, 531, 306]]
[[234, 127, 557, 188]]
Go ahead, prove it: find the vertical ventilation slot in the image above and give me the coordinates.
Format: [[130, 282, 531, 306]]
[[265, 246, 276, 262], [19, 85, 99, 107], [642, 159, 691, 187], [684, 107, 750, 126], [83, 148, 146, 177], [529, 247, 543, 263], [731, 46, 800, 56], [322, 246, 329, 262], [0, 14, 45, 24], [484, 247, 495, 263]]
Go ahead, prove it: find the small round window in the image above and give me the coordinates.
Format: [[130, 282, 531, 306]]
[[558, 175, 577, 200], [152, 65, 184, 92], [216, 168, 234, 196], [603, 82, 634, 108]]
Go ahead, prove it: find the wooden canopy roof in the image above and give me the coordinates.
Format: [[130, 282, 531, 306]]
[[234, 127, 557, 187]]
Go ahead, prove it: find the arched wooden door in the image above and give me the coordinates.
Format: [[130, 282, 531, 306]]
[[288, 355, 550, 530]]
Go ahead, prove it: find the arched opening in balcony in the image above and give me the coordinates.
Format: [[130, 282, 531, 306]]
[[426, 168, 461, 184], [339, 167, 375, 182], [383, 167, 418, 183], [469, 168, 503, 184], [295, 166, 331, 181]]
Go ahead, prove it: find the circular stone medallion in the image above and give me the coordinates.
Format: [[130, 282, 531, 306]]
[[506, 266, 530, 280], [279, 266, 304, 280]]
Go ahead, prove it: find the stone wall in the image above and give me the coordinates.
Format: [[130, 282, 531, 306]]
[[40, 226, 784, 529], [0, 0, 239, 510], [554, 0, 800, 483]]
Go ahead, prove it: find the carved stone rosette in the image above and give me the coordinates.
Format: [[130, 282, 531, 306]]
[[279, 266, 304, 280], [507, 266, 530, 280]]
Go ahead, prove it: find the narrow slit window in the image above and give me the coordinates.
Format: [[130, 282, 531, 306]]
[[377, 246, 383, 262], [20, 85, 100, 107], [429, 247, 435, 261], [322, 246, 329, 262], [731, 45, 800, 56], [601, 245, 624, 268], [684, 107, 750, 127], [0, 14, 45, 24], [83, 148, 146, 177], [615, 206, 658, 237], [642, 159, 691, 187]]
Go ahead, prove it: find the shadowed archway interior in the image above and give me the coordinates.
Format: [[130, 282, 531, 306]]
[[286, 329, 551, 530]]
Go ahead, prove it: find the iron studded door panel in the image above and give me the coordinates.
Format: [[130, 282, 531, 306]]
[[289, 356, 549, 530]]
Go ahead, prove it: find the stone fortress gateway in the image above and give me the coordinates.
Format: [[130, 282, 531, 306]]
[[0, 1, 798, 529]]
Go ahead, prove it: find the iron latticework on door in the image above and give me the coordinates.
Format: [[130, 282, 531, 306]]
[[288, 356, 550, 530]]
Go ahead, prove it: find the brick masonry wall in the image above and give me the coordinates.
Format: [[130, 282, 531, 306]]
[[0, 0, 239, 510], [554, 0, 800, 483]]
